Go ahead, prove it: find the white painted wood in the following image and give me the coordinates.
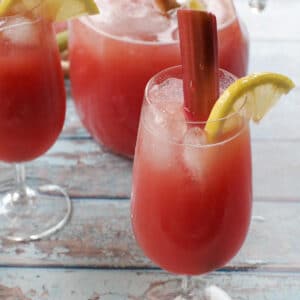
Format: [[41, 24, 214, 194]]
[[1, 135, 299, 199], [0, 1, 299, 299], [1, 268, 300, 300], [235, 0, 300, 41], [0, 201, 300, 269]]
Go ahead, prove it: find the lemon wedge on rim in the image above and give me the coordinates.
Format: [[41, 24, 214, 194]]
[[0, 0, 99, 21], [204, 72, 295, 140]]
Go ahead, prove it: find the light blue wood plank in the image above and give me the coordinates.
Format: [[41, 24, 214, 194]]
[[1, 268, 300, 300], [1, 134, 299, 199], [0, 200, 300, 269]]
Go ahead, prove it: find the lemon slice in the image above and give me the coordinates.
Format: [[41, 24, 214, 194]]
[[188, 0, 206, 10], [205, 72, 295, 140], [0, 0, 99, 21]]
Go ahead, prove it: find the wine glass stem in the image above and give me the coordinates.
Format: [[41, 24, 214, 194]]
[[181, 275, 192, 297], [15, 163, 27, 197]]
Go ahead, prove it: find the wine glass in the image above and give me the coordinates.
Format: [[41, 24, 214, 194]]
[[131, 66, 252, 298], [0, 7, 71, 242]]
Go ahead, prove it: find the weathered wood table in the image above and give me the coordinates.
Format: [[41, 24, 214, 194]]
[[1, 0, 300, 299]]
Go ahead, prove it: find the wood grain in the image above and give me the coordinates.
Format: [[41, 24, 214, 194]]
[[1, 268, 300, 300], [0, 2, 299, 299], [1, 136, 299, 199], [0, 200, 300, 269]]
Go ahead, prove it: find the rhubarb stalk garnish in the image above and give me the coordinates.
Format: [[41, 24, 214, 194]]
[[177, 9, 219, 121], [153, 0, 180, 14]]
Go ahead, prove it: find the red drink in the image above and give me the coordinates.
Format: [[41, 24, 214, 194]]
[[131, 67, 252, 275], [0, 16, 65, 163], [0, 12, 71, 243], [69, 0, 249, 157], [53, 21, 68, 33]]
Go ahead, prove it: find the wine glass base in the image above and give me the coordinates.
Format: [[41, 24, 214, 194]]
[[144, 277, 231, 300], [0, 177, 71, 242], [144, 279, 201, 300]]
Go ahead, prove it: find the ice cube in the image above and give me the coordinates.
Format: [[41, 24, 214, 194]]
[[184, 126, 208, 146], [139, 107, 175, 171], [183, 126, 208, 180], [150, 78, 183, 104], [206, 1, 234, 28], [144, 100, 187, 143], [0, 19, 8, 28], [123, 0, 150, 18], [147, 77, 186, 142], [157, 8, 179, 42], [2, 17, 39, 47], [139, 76, 186, 169], [139, 101, 185, 171], [219, 70, 236, 94], [93, 0, 175, 41], [97, 0, 149, 25]]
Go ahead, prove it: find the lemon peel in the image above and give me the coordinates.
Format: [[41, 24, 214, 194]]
[[205, 72, 295, 140]]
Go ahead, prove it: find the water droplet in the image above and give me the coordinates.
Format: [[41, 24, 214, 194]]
[[248, 0, 268, 13]]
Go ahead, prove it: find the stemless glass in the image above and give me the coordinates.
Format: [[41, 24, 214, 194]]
[[0, 7, 71, 241], [131, 66, 252, 298], [68, 0, 249, 158]]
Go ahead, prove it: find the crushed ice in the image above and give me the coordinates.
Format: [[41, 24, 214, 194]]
[[1, 17, 39, 46]]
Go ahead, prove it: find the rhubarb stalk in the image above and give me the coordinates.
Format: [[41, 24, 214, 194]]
[[177, 9, 219, 121]]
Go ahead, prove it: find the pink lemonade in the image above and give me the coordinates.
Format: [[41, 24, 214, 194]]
[[69, 0, 249, 157], [131, 67, 252, 275], [0, 15, 65, 163]]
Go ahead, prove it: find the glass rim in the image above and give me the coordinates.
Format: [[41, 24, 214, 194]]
[[144, 65, 247, 126], [140, 115, 248, 149], [76, 5, 237, 46]]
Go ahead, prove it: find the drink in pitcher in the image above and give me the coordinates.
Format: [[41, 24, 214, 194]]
[[69, 0, 249, 157]]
